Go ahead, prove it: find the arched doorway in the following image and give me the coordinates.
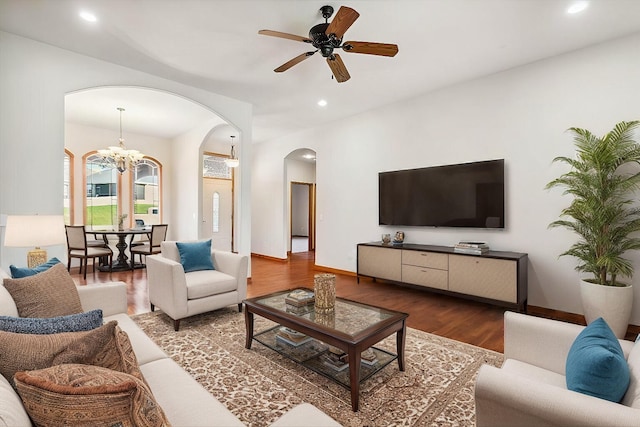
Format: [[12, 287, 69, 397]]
[[200, 124, 239, 252], [64, 86, 227, 241]]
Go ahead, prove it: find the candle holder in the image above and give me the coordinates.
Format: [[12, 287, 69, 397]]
[[314, 273, 336, 313]]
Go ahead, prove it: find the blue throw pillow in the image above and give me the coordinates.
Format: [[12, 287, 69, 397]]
[[176, 240, 215, 273], [0, 309, 103, 334], [9, 257, 61, 278], [566, 317, 630, 402]]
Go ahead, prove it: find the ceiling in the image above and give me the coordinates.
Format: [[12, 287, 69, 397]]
[[1, 0, 640, 144]]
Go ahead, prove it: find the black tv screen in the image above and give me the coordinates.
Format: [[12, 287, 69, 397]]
[[379, 159, 505, 228]]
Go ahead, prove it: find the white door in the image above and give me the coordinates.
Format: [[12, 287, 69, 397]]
[[201, 178, 233, 251]]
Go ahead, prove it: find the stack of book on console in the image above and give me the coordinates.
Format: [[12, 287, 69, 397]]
[[285, 289, 315, 307], [276, 327, 313, 347], [454, 241, 490, 255]]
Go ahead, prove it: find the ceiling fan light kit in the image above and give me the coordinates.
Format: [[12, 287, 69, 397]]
[[259, 5, 398, 83]]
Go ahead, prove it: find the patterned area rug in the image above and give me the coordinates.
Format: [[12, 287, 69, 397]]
[[133, 308, 503, 427]]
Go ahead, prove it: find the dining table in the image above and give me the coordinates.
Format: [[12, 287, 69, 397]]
[[87, 228, 151, 271]]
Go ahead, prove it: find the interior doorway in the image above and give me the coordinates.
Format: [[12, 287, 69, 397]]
[[290, 182, 315, 253], [285, 148, 316, 257]]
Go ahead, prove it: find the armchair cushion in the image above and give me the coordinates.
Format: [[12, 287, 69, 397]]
[[566, 317, 630, 402], [186, 270, 237, 299], [9, 257, 61, 278], [176, 239, 215, 273]]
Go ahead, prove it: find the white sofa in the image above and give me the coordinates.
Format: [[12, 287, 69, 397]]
[[0, 269, 341, 427], [147, 241, 248, 331], [475, 311, 640, 427]]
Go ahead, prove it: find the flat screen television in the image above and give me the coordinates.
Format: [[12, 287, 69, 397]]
[[378, 159, 505, 228]]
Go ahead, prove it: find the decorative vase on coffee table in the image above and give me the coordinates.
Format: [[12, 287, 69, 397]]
[[314, 273, 336, 313]]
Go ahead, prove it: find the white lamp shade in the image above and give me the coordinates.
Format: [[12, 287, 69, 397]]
[[3, 215, 66, 248]]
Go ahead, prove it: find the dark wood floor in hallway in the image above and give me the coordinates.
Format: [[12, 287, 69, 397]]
[[77, 251, 508, 353]]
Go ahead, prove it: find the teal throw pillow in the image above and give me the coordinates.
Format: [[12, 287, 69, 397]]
[[176, 240, 215, 273], [0, 309, 103, 334], [566, 317, 630, 402], [9, 257, 61, 278]]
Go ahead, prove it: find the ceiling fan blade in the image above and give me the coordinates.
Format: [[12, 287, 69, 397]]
[[343, 41, 399, 57], [274, 51, 316, 73], [325, 6, 359, 39], [326, 54, 350, 83], [258, 29, 312, 43]]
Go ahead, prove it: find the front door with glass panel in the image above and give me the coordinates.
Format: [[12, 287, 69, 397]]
[[202, 152, 234, 252]]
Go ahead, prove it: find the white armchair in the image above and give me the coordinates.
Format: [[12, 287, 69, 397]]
[[146, 241, 249, 331], [475, 311, 640, 427]]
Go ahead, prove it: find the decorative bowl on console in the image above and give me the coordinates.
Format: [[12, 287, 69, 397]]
[[393, 231, 404, 244]]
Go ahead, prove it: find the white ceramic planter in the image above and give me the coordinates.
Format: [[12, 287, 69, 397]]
[[580, 279, 633, 338]]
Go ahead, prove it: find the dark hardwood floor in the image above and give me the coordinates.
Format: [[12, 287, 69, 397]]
[[75, 251, 508, 353], [78, 250, 640, 352], [69, 250, 640, 353]]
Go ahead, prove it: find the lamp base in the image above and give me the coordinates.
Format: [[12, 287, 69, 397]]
[[27, 248, 47, 268]]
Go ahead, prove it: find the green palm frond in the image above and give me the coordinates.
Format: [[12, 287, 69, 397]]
[[547, 120, 640, 286]]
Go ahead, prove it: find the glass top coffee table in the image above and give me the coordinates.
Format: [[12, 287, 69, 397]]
[[243, 289, 409, 411]]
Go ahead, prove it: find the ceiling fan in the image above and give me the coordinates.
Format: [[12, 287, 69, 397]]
[[259, 5, 398, 83]]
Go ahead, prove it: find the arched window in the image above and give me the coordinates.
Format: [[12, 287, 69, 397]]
[[132, 158, 162, 225], [84, 153, 119, 229], [212, 192, 220, 233], [82, 154, 161, 230], [64, 149, 74, 225]]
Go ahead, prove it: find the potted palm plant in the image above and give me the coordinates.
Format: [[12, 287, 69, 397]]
[[546, 120, 640, 338]]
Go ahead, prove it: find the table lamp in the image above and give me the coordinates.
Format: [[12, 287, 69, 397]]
[[3, 215, 65, 268]]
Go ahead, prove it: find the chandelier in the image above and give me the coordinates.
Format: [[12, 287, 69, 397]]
[[224, 135, 239, 168], [98, 107, 144, 174]]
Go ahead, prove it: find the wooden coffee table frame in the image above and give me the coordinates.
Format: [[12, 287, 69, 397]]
[[244, 290, 408, 411]]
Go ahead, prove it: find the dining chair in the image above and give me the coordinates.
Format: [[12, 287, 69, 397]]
[[65, 225, 113, 279], [130, 224, 168, 268]]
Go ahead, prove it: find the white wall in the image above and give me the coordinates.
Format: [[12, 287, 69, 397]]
[[0, 31, 252, 270], [252, 32, 640, 323]]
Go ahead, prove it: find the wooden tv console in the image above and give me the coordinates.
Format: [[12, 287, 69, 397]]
[[357, 242, 528, 312]]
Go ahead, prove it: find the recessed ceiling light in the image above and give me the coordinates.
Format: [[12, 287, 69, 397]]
[[317, 99, 327, 107], [567, 1, 588, 14], [303, 154, 316, 160], [79, 11, 98, 22]]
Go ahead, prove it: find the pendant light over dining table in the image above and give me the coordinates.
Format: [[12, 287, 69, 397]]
[[98, 107, 144, 173]]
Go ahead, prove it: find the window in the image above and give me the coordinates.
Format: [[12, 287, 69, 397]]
[[84, 153, 119, 229], [203, 154, 232, 179], [83, 154, 162, 230], [213, 192, 220, 233], [132, 158, 161, 225]]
